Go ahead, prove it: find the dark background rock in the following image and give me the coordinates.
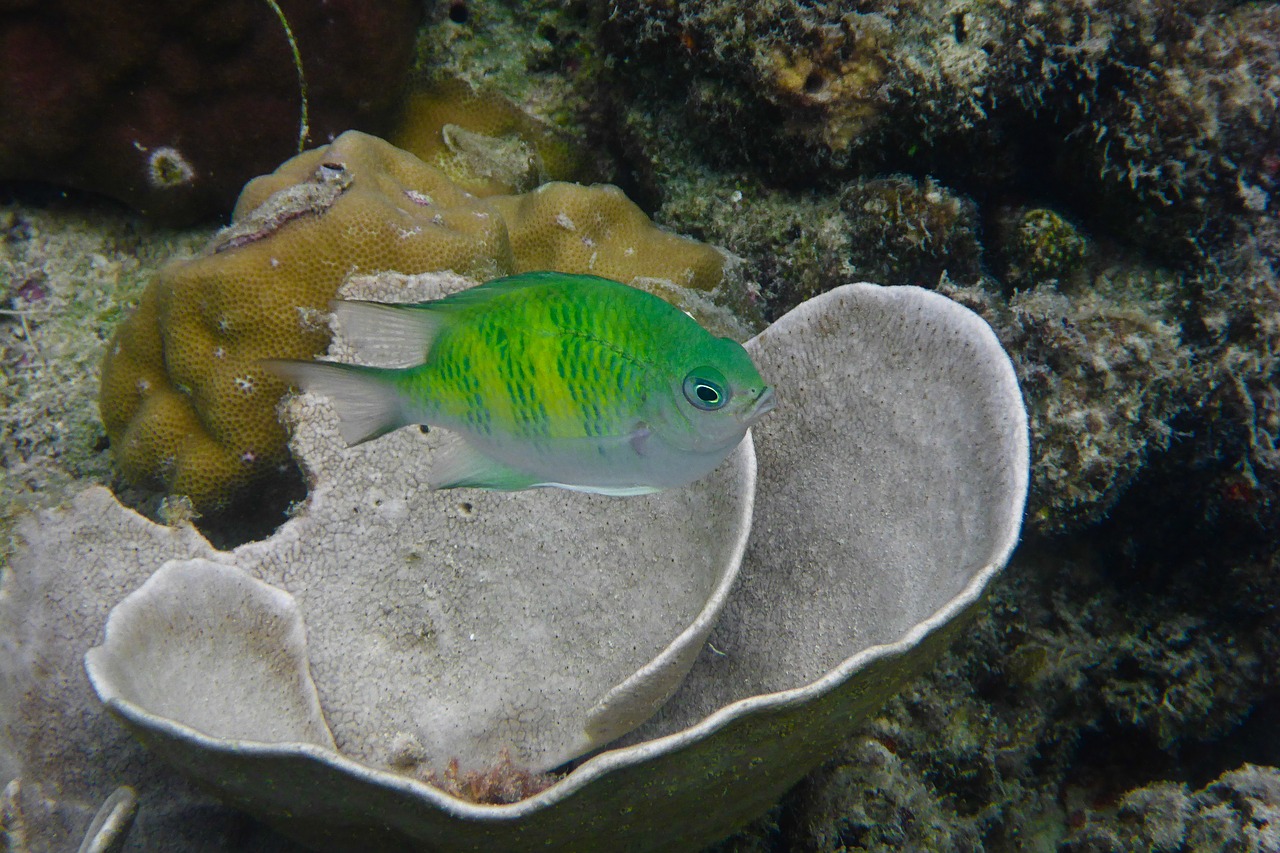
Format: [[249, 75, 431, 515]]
[[0, 0, 421, 223]]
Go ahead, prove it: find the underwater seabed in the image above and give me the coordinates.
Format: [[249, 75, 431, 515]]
[[4, 237, 1032, 849], [4, 192, 1278, 852], [3, 0, 1280, 843]]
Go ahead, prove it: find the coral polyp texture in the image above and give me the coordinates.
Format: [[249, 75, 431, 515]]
[[389, 76, 601, 196], [0, 0, 419, 223], [98, 131, 731, 511]]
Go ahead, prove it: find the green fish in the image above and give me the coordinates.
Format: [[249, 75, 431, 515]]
[[267, 271, 775, 495]]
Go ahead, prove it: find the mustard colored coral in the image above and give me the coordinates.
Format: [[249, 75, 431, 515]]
[[490, 183, 726, 291], [390, 76, 597, 196], [99, 131, 728, 510]]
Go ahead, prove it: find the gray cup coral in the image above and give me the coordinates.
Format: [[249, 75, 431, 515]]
[[2, 275, 1027, 851]]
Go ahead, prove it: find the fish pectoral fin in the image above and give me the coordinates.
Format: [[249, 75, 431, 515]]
[[628, 422, 652, 457], [429, 436, 541, 492]]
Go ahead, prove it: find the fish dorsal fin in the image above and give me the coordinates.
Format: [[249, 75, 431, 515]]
[[329, 276, 558, 367], [330, 300, 447, 368], [429, 434, 542, 492]]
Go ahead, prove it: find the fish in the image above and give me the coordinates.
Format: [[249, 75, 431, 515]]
[[265, 271, 775, 495]]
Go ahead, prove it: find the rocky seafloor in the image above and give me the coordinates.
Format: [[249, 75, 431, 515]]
[[3, 0, 1278, 850]]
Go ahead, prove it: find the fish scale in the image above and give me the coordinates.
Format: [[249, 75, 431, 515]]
[[265, 271, 774, 495], [413, 286, 657, 441]]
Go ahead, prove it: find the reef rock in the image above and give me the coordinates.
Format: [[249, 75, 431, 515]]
[[0, 0, 420, 222]]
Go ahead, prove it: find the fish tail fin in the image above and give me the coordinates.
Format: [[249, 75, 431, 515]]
[[331, 300, 446, 367], [263, 359, 408, 445]]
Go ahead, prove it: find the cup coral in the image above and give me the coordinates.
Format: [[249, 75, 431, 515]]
[[6, 275, 1028, 851]]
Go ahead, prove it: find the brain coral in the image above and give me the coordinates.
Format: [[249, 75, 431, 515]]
[[98, 131, 729, 511]]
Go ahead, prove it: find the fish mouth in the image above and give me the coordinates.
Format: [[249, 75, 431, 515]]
[[746, 386, 776, 421]]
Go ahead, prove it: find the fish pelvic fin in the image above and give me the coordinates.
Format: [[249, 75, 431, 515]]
[[330, 300, 446, 368], [263, 359, 407, 446], [547, 483, 663, 497]]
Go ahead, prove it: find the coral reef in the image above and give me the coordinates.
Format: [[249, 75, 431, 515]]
[[1064, 765, 1280, 851], [0, 0, 420, 223], [1024, 2, 1280, 246], [648, 171, 984, 319], [2, 0, 1278, 848], [601, 0, 1279, 254], [645, 172, 1193, 533], [836, 176, 982, 292], [411, 0, 603, 130], [6, 278, 1028, 850], [390, 75, 602, 196], [712, 474, 1280, 852], [98, 130, 731, 511], [941, 272, 1195, 532], [990, 207, 1091, 292], [1189, 216, 1280, 536]]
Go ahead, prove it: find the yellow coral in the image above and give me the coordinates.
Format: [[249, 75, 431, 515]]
[[763, 26, 887, 153], [390, 76, 596, 196], [490, 183, 725, 291], [100, 131, 729, 511]]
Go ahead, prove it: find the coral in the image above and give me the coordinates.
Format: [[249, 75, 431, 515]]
[[390, 75, 601, 196], [837, 175, 983, 292], [488, 182, 728, 291], [601, 1, 1279, 255], [1188, 215, 1280, 533], [1063, 765, 1280, 852], [650, 170, 983, 319], [8, 278, 1028, 850], [594, 0, 1277, 531], [411, 0, 603, 130], [645, 172, 857, 318], [753, 20, 889, 156], [0, 0, 420, 223], [941, 271, 1195, 533], [1023, 2, 1280, 244], [991, 207, 1091, 292], [738, 486, 1280, 853], [650, 168, 1189, 534], [98, 130, 730, 511], [793, 737, 984, 851], [599, 0, 1025, 177]]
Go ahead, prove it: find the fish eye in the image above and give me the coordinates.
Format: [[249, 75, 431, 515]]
[[683, 368, 729, 411]]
